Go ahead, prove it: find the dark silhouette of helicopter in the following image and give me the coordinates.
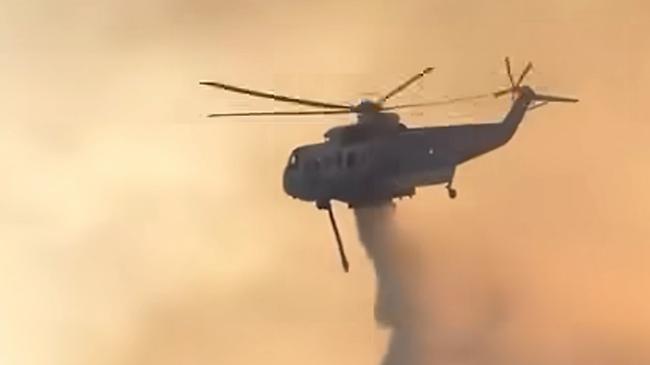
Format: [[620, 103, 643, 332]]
[[201, 58, 578, 272]]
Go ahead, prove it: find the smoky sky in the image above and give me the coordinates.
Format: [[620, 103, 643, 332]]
[[0, 1, 649, 365]]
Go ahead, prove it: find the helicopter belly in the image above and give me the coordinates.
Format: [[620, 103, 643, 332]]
[[387, 131, 456, 189], [393, 165, 454, 189]]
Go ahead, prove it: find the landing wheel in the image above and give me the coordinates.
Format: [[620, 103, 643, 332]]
[[447, 187, 457, 199]]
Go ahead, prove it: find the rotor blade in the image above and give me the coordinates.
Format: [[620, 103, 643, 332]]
[[199, 81, 351, 110], [515, 62, 533, 87], [492, 87, 517, 98], [505, 57, 515, 88], [533, 93, 579, 103], [206, 110, 354, 118], [378, 67, 434, 104], [385, 93, 491, 110], [326, 204, 349, 273]]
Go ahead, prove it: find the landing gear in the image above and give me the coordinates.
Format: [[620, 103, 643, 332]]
[[446, 183, 457, 199], [445, 167, 458, 199], [316, 200, 330, 210]]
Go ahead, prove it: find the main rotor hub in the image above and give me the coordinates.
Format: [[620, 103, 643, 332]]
[[352, 100, 383, 114]]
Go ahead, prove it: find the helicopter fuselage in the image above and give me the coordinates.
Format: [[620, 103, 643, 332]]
[[283, 93, 531, 208], [201, 62, 577, 272]]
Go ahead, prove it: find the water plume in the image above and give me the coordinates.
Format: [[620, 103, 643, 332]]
[[354, 204, 428, 365], [356, 200, 650, 365]]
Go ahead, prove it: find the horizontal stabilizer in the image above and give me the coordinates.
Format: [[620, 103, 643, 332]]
[[533, 93, 579, 103]]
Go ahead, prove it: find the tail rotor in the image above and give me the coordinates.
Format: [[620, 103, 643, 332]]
[[494, 57, 579, 108], [494, 57, 534, 99]]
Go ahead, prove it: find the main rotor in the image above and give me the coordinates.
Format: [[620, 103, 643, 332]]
[[200, 58, 577, 118], [199, 66, 475, 119]]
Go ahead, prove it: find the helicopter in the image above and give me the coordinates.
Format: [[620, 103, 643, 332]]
[[200, 58, 578, 272]]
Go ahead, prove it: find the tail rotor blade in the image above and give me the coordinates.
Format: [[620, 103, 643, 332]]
[[505, 57, 515, 88], [516, 62, 533, 87], [493, 87, 515, 98]]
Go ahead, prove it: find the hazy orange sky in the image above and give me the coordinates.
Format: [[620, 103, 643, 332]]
[[0, 1, 649, 364]]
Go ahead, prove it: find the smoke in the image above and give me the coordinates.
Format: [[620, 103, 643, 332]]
[[355, 204, 494, 365], [2, 0, 649, 364], [356, 200, 650, 365]]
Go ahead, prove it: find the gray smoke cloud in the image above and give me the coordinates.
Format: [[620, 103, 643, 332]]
[[2, 0, 650, 364], [356, 204, 528, 365], [356, 202, 650, 365]]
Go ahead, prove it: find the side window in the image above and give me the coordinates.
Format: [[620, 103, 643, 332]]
[[321, 156, 332, 169], [346, 152, 356, 168]]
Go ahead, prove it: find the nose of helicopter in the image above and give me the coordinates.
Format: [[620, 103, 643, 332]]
[[283, 166, 302, 200]]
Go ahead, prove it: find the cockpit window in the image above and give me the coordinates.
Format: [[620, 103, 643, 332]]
[[288, 153, 299, 169]]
